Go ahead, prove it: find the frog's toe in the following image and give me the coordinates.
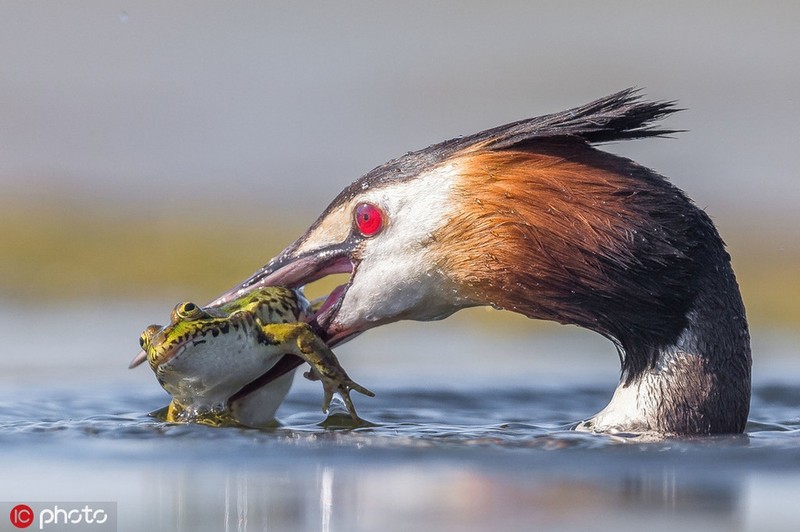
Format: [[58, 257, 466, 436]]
[[303, 369, 321, 382], [321, 388, 334, 413], [349, 381, 375, 398], [337, 390, 361, 421]]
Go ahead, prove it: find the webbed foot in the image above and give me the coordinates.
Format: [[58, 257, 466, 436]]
[[305, 368, 375, 421]]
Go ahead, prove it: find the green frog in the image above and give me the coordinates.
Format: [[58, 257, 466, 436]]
[[137, 287, 373, 427]]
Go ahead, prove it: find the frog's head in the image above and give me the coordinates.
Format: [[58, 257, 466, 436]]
[[140, 302, 209, 370], [139, 301, 275, 407]]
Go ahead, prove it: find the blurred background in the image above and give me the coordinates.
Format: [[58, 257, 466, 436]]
[[1, 2, 797, 377]]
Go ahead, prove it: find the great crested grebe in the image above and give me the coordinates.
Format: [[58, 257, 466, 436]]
[[212, 89, 751, 435]]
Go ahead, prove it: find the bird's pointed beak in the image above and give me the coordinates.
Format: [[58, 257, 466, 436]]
[[209, 243, 350, 307], [207, 233, 363, 346]]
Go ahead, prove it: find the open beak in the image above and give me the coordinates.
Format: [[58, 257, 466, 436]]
[[209, 240, 353, 321], [128, 234, 363, 370], [208, 235, 362, 344]]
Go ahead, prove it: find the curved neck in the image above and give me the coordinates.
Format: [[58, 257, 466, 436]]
[[436, 142, 752, 434], [580, 252, 751, 434]]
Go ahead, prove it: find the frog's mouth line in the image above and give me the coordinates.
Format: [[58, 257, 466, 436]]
[[136, 333, 214, 371]]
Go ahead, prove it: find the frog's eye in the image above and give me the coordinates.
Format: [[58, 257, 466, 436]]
[[176, 302, 202, 319], [139, 324, 160, 351]]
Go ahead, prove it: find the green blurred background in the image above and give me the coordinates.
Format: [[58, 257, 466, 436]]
[[1, 1, 798, 332]]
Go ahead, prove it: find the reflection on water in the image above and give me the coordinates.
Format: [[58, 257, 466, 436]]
[[148, 464, 746, 532]]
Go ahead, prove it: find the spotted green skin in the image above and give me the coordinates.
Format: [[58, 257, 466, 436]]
[[139, 287, 373, 427]]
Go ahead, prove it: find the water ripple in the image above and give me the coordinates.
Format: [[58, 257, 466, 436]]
[[2, 382, 799, 462]]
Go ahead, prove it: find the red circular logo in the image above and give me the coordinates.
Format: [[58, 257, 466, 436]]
[[10, 504, 34, 528]]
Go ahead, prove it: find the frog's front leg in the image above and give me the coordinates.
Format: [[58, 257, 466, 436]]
[[165, 399, 236, 427], [166, 400, 183, 422], [260, 323, 374, 421]]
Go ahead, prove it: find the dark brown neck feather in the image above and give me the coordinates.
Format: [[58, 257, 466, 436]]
[[437, 140, 751, 433]]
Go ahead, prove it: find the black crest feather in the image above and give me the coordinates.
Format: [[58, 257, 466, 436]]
[[354, 88, 681, 190], [479, 87, 682, 149]]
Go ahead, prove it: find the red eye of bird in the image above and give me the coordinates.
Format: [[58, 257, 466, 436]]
[[354, 202, 384, 237]]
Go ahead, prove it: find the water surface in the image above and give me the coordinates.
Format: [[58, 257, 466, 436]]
[[1, 304, 798, 531]]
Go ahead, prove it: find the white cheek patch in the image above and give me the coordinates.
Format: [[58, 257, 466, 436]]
[[336, 163, 466, 326], [370, 163, 459, 242]]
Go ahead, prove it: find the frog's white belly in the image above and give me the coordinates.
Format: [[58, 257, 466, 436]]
[[158, 324, 292, 423]]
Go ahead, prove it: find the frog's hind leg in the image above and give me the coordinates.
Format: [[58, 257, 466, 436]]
[[260, 323, 374, 421]]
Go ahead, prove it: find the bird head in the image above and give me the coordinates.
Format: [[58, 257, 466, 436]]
[[209, 158, 478, 346], [211, 89, 685, 352]]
